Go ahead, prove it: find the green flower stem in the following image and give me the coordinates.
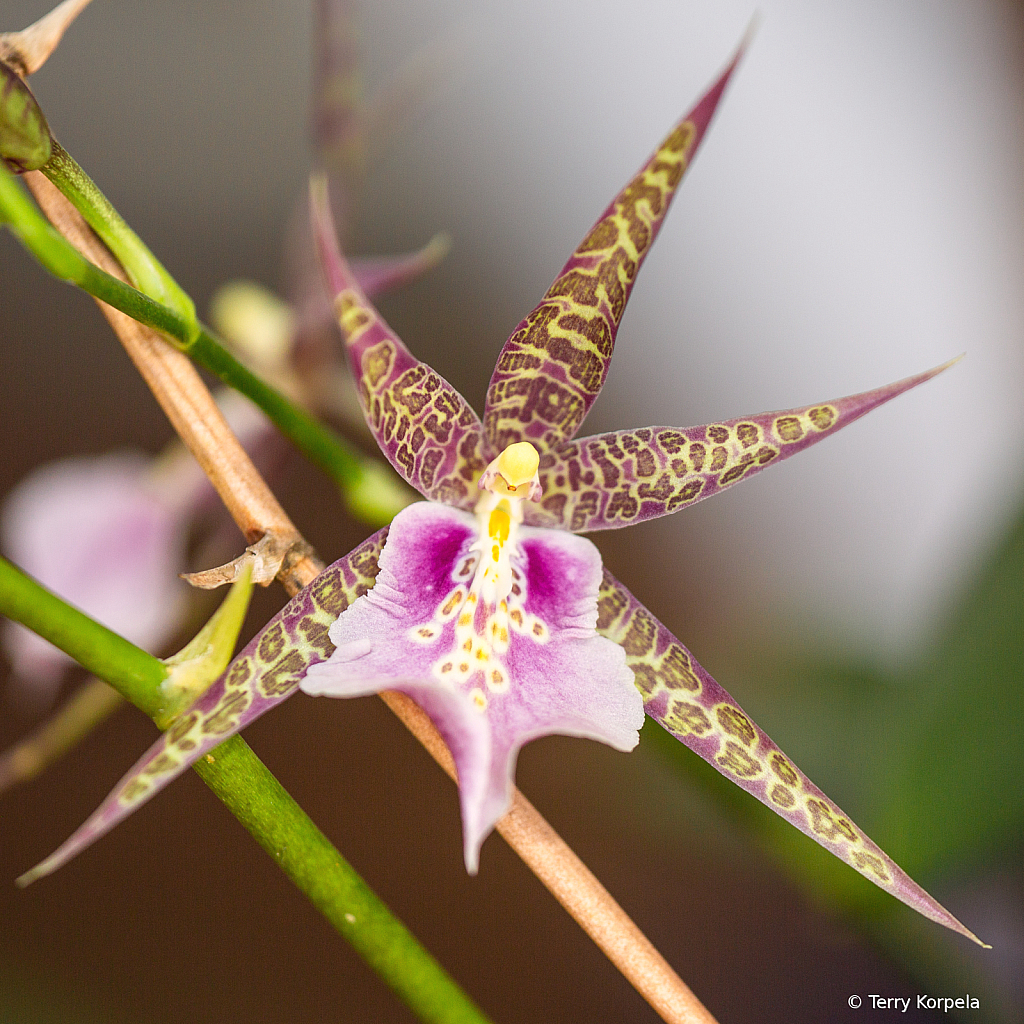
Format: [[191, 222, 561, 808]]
[[0, 555, 492, 1024], [41, 140, 196, 326], [0, 557, 168, 717], [193, 738, 491, 1024], [0, 166, 190, 338], [189, 325, 365, 487], [0, 165, 379, 503]]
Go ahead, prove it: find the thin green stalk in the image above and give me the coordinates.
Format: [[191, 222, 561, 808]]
[[0, 166, 190, 339], [42, 140, 196, 325], [0, 556, 492, 1024], [0, 678, 125, 794], [0, 164, 378, 498], [190, 326, 364, 485], [0, 558, 168, 717], [194, 738, 488, 1023]]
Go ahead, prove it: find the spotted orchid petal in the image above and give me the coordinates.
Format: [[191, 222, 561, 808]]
[[311, 178, 492, 509], [483, 42, 746, 455], [524, 360, 957, 532], [595, 569, 987, 946], [301, 501, 643, 872], [18, 530, 386, 885]]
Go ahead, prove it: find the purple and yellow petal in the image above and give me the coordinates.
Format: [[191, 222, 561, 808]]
[[483, 42, 746, 455], [596, 570, 987, 946], [313, 0, 364, 178], [526, 360, 958, 532], [353, 232, 451, 299], [17, 530, 386, 886], [311, 178, 491, 508], [303, 501, 642, 871]]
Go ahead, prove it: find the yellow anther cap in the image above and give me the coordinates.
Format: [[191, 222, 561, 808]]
[[495, 442, 539, 487]]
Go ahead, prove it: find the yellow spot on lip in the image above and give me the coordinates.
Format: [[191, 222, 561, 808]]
[[488, 508, 511, 542]]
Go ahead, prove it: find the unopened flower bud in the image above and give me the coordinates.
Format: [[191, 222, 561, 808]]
[[0, 60, 52, 172]]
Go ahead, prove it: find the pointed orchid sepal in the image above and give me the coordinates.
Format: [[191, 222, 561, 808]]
[[303, 443, 643, 871]]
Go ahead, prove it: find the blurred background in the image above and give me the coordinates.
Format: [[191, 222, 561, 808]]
[[1, 0, 1022, 1021]]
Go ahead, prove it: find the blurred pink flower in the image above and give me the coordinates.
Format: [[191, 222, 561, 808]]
[[1, 392, 272, 708], [2, 454, 191, 706]]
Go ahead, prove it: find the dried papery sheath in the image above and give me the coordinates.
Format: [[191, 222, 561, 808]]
[[0, 0, 94, 77], [18, 531, 386, 885]]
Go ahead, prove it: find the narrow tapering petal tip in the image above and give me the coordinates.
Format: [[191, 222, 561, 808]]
[[484, 34, 750, 452], [740, 11, 763, 53], [686, 20, 755, 147], [311, 174, 489, 506], [16, 853, 60, 888], [14, 533, 388, 882], [352, 230, 452, 298], [876, 354, 963, 403], [310, 173, 361, 301]]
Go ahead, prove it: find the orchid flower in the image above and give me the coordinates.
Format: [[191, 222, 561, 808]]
[[18, 43, 985, 950]]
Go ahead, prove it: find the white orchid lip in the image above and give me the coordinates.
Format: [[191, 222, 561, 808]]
[[300, 495, 640, 872], [419, 443, 548, 710]]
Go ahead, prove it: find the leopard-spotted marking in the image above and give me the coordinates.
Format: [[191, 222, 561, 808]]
[[526, 368, 959, 533], [593, 569, 926, 907], [525, 405, 843, 532], [111, 530, 387, 816], [485, 122, 698, 456], [22, 532, 389, 886], [332, 285, 492, 509]]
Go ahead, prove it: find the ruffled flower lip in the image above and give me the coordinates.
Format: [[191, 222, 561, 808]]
[[303, 495, 642, 871]]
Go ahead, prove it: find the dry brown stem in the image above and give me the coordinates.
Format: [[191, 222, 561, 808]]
[[380, 689, 718, 1024], [23, 172, 322, 595], [24, 172, 718, 1024]]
